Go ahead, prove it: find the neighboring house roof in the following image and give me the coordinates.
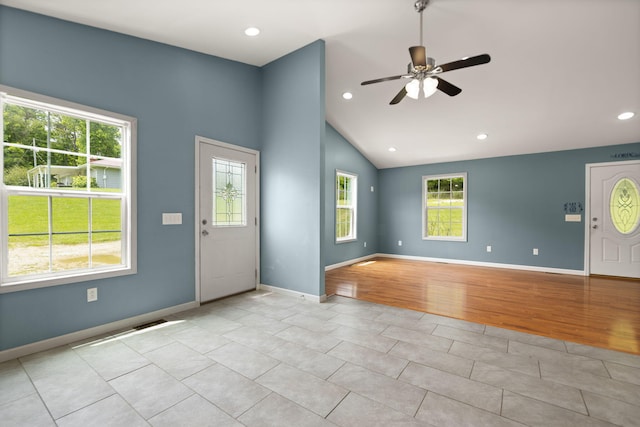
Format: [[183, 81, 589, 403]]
[[28, 158, 122, 177], [79, 158, 122, 169], [27, 165, 79, 178]]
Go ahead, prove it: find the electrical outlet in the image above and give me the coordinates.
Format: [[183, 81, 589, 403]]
[[364, 241, 367, 248], [533, 248, 539, 256], [398, 240, 403, 246], [486, 245, 492, 253], [87, 288, 98, 302]]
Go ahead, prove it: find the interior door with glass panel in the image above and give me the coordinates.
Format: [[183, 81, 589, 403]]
[[589, 161, 640, 278], [198, 140, 257, 302]]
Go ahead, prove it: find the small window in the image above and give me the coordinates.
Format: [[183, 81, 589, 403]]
[[1, 86, 136, 291], [336, 170, 357, 242], [423, 173, 467, 241]]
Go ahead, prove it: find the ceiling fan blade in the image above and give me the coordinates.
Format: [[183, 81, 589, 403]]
[[437, 54, 491, 73], [435, 77, 462, 96], [409, 46, 427, 68], [390, 87, 407, 105], [361, 75, 405, 85]]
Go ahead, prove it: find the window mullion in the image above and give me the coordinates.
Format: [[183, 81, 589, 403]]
[[88, 198, 93, 269], [46, 111, 52, 188], [48, 195, 53, 273], [86, 119, 91, 191]]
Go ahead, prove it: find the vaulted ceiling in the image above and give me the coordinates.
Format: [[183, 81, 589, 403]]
[[2, 0, 639, 168]]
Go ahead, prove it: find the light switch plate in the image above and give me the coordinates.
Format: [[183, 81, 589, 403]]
[[162, 213, 182, 225]]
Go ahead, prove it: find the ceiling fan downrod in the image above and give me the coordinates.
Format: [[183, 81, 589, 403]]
[[414, 0, 430, 46]]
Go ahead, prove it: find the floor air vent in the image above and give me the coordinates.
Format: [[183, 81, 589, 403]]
[[133, 319, 167, 330]]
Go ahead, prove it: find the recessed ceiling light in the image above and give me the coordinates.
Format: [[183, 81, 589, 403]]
[[618, 112, 635, 120], [244, 27, 260, 37], [342, 92, 353, 100], [388, 147, 397, 152], [477, 133, 488, 140]]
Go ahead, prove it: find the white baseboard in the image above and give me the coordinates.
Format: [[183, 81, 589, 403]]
[[376, 253, 586, 276], [0, 301, 199, 363], [257, 283, 327, 303], [325, 254, 378, 271], [325, 253, 585, 276]]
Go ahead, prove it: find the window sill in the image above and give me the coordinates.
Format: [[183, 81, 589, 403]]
[[422, 237, 467, 242], [336, 238, 357, 244], [0, 265, 136, 294]]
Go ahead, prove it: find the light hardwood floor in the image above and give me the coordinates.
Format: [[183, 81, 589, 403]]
[[325, 257, 640, 355]]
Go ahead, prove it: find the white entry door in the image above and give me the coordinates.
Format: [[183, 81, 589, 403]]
[[588, 160, 640, 278], [197, 138, 258, 302]]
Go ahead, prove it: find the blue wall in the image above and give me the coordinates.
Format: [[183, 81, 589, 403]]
[[377, 143, 640, 270], [260, 40, 326, 296], [1, 5, 638, 353], [0, 6, 262, 351], [324, 123, 378, 266]]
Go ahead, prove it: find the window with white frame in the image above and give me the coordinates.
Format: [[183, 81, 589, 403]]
[[423, 173, 467, 241], [336, 170, 357, 242], [1, 86, 136, 291]]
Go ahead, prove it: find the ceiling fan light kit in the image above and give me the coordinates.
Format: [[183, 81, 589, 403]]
[[362, 0, 491, 105], [406, 77, 438, 99]]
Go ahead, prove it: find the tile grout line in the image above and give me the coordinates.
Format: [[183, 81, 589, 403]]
[[16, 359, 58, 423], [412, 388, 429, 419], [323, 390, 351, 424]]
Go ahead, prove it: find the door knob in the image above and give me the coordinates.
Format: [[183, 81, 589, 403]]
[[202, 229, 209, 236], [592, 225, 598, 229]]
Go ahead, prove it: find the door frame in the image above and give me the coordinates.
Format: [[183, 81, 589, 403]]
[[194, 136, 260, 303], [584, 159, 640, 276]]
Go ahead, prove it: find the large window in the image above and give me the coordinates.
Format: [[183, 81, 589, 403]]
[[423, 173, 467, 241], [336, 170, 357, 242], [1, 86, 136, 291]]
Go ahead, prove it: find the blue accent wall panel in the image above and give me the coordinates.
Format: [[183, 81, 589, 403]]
[[324, 123, 378, 266], [0, 6, 261, 351], [378, 143, 640, 271], [260, 40, 326, 296]]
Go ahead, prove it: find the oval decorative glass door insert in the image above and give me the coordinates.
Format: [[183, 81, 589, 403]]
[[610, 177, 640, 234]]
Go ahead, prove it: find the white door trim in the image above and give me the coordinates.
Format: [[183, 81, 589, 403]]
[[194, 136, 260, 303], [584, 159, 640, 276]]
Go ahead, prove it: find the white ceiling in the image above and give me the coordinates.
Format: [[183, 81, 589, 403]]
[[2, 0, 639, 168]]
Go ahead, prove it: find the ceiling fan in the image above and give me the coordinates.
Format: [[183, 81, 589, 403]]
[[361, 0, 491, 105]]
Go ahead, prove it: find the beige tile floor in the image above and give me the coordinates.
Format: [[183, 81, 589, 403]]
[[1, 290, 640, 426]]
